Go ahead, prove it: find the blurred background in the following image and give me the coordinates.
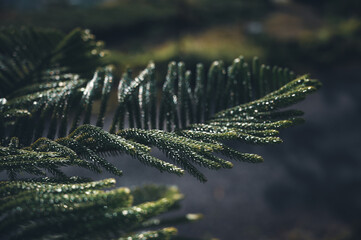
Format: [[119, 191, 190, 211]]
[[1, 0, 360, 239]]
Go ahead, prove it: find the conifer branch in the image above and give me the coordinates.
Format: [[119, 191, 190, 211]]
[[0, 28, 321, 182], [0, 179, 195, 240], [0, 26, 321, 239]]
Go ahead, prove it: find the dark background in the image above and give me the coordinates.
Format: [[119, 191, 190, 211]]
[[1, 0, 360, 239]]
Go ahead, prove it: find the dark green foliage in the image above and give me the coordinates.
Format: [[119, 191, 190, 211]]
[[0, 72, 320, 182], [0, 178, 198, 240], [0, 124, 185, 179], [0, 26, 320, 239], [0, 27, 321, 181], [0, 27, 104, 96], [0, 26, 105, 145]]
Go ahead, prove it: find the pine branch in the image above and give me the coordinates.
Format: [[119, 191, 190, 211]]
[[0, 179, 194, 240], [0, 124, 185, 179], [0, 26, 321, 182], [0, 27, 104, 97], [0, 26, 322, 239]]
